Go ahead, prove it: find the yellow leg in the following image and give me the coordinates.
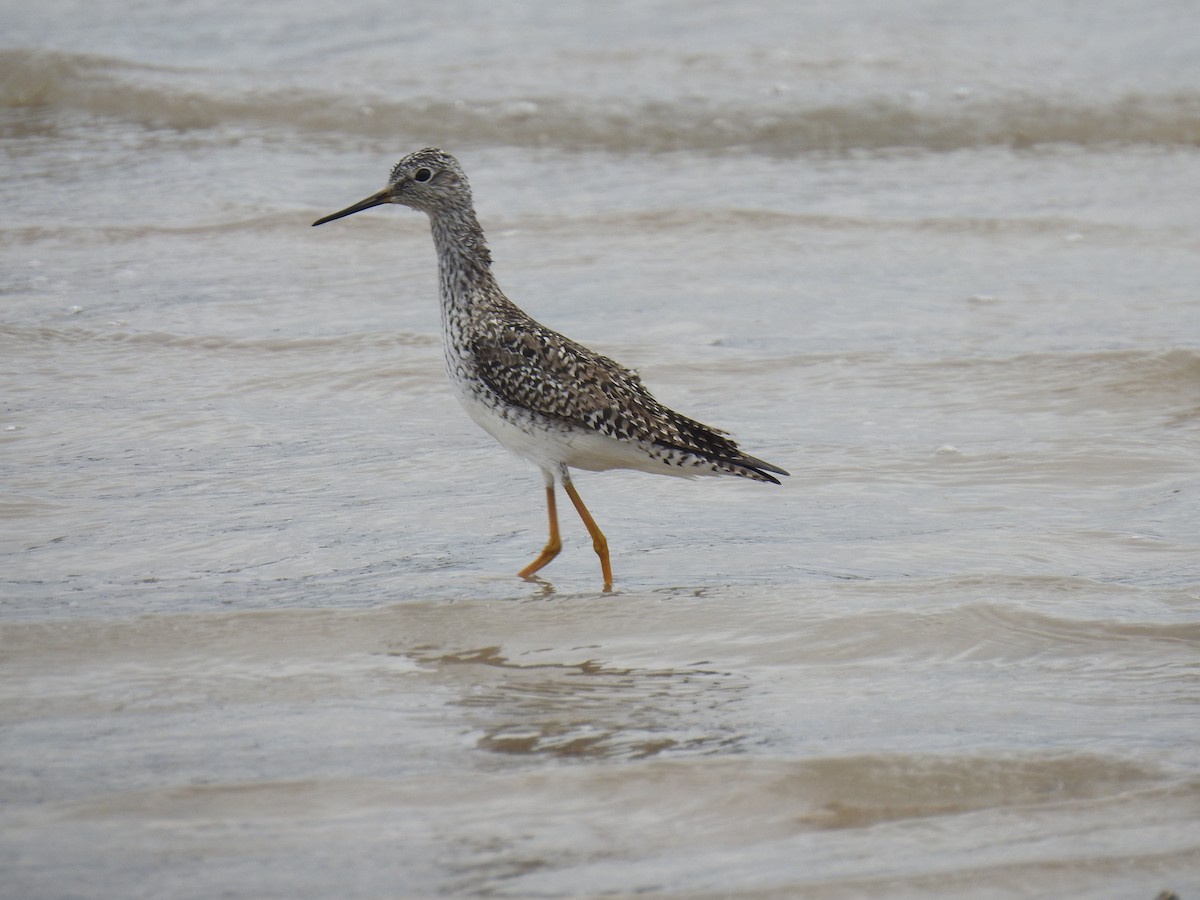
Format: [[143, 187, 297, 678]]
[[517, 483, 562, 579], [563, 478, 613, 592]]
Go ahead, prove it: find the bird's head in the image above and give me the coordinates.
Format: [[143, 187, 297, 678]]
[[312, 148, 471, 225]]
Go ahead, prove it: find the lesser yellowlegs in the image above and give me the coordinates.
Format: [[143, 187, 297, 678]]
[[313, 148, 788, 590]]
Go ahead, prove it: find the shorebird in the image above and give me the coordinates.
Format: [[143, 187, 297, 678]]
[[313, 148, 787, 590]]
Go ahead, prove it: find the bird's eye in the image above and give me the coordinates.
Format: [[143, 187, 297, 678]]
[[413, 167, 434, 183]]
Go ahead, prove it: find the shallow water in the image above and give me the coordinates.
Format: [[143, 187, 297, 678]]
[[3, 1, 1200, 897]]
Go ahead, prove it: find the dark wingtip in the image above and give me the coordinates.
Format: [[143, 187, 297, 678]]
[[737, 454, 789, 483], [711, 455, 788, 484], [748, 466, 784, 485]]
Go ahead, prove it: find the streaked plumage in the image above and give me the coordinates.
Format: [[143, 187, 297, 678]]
[[314, 148, 787, 589]]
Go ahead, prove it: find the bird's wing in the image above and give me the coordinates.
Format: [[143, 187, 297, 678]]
[[469, 313, 750, 458]]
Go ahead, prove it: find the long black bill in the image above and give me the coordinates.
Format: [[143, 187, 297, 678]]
[[312, 189, 392, 226]]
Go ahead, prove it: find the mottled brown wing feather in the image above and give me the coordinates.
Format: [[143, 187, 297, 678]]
[[468, 309, 779, 474]]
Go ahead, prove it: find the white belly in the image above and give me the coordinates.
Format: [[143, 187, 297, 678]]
[[453, 388, 699, 480]]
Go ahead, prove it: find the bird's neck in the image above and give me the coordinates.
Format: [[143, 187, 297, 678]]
[[427, 207, 507, 356], [428, 208, 497, 307]]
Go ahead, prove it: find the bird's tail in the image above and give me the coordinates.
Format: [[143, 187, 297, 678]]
[[714, 452, 789, 484]]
